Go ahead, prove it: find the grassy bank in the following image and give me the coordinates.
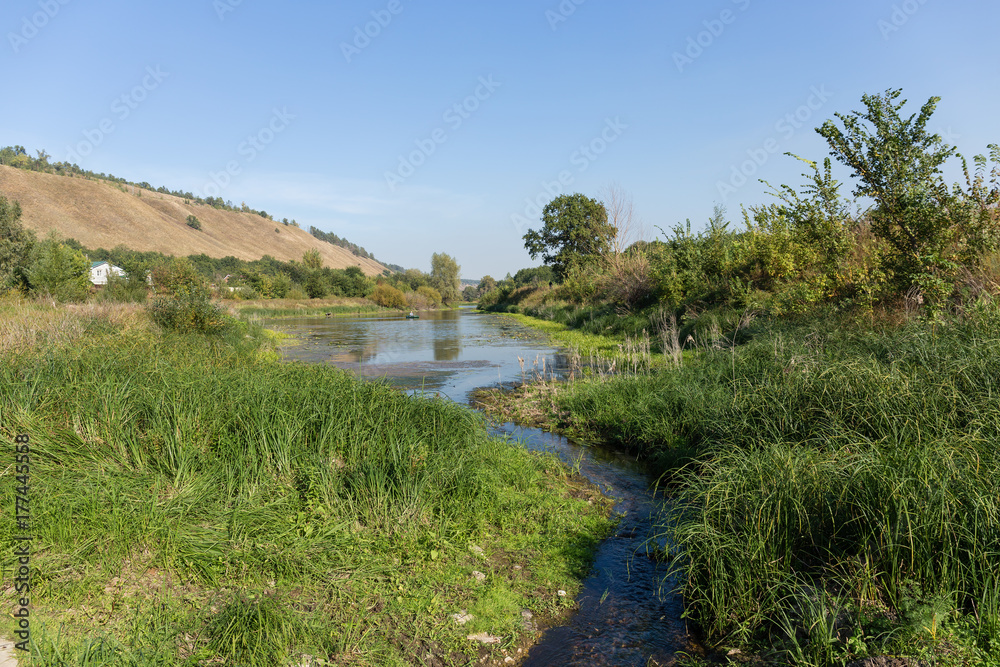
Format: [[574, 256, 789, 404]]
[[478, 300, 1000, 665], [0, 298, 613, 666], [229, 297, 389, 319]]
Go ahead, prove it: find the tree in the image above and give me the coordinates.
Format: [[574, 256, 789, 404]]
[[186, 215, 202, 230], [477, 275, 497, 294], [430, 252, 461, 304], [303, 248, 322, 270], [0, 195, 36, 289], [26, 237, 90, 301], [523, 193, 615, 280], [816, 89, 996, 303]]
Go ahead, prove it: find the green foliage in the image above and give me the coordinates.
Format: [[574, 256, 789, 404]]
[[303, 271, 328, 299], [416, 284, 442, 306], [150, 257, 203, 295], [0, 194, 35, 289], [147, 281, 234, 335], [26, 237, 91, 301], [185, 214, 201, 230], [478, 275, 497, 294], [302, 248, 322, 270], [817, 89, 1000, 306], [370, 282, 407, 309], [524, 193, 615, 280], [98, 272, 148, 304], [430, 252, 461, 303]]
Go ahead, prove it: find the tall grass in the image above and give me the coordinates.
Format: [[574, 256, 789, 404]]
[[0, 299, 611, 665], [532, 298, 1000, 662]]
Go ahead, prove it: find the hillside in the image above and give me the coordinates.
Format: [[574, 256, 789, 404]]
[[0, 165, 387, 275]]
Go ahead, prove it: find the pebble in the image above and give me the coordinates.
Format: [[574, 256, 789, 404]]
[[451, 611, 474, 625], [467, 632, 501, 644], [471, 570, 486, 582], [557, 590, 567, 597]]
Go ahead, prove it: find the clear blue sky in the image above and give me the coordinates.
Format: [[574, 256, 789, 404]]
[[2, 0, 998, 279]]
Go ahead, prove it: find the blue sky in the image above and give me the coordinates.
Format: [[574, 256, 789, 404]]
[[2, 0, 998, 280]]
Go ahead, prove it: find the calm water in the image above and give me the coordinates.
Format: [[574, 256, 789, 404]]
[[270, 308, 686, 666]]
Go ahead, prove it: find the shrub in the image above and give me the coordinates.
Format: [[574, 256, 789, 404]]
[[97, 272, 147, 304], [186, 215, 201, 230], [370, 283, 406, 309], [147, 283, 233, 334], [417, 285, 442, 306]]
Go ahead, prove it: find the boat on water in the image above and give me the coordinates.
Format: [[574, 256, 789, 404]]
[[406, 312, 419, 319]]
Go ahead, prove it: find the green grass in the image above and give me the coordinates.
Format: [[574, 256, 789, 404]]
[[483, 298, 1000, 665], [232, 300, 389, 319], [0, 299, 613, 666]]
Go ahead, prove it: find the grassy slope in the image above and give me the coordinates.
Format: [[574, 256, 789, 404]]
[[480, 304, 1000, 665], [0, 299, 612, 666], [0, 166, 387, 275]]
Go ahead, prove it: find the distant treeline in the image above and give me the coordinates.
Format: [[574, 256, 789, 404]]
[[0, 144, 390, 266], [307, 226, 375, 261]]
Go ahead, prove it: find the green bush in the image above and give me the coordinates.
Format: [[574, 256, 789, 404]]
[[370, 283, 406, 309], [147, 283, 234, 334]]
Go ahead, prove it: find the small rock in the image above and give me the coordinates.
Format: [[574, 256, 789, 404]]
[[469, 545, 485, 557], [513, 565, 522, 570], [557, 590, 567, 597], [505, 658, 515, 664], [467, 632, 501, 644], [471, 570, 486, 582], [451, 611, 474, 625]]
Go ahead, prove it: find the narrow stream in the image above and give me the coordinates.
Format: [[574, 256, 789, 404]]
[[271, 309, 686, 665]]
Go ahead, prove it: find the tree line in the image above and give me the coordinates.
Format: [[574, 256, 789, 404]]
[[1, 197, 461, 311], [485, 90, 1000, 320]]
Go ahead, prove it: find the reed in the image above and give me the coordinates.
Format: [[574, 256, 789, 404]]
[[522, 298, 1000, 662], [0, 299, 612, 665]]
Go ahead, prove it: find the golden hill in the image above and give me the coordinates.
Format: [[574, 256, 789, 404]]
[[0, 165, 387, 275]]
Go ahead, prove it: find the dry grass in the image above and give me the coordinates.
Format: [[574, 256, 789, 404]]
[[0, 295, 150, 353], [0, 165, 387, 275]]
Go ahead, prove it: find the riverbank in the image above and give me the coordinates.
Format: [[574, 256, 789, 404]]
[[0, 297, 614, 666], [478, 303, 1000, 665]]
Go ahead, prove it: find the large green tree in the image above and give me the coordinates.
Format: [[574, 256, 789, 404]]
[[26, 237, 90, 301], [523, 193, 614, 280], [0, 195, 36, 289], [430, 252, 461, 304]]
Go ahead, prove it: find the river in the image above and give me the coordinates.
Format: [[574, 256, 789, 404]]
[[271, 308, 687, 666]]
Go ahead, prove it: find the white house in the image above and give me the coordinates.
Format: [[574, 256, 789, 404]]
[[89, 261, 126, 286]]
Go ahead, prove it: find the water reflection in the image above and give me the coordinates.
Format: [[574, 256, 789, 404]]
[[272, 309, 574, 399]]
